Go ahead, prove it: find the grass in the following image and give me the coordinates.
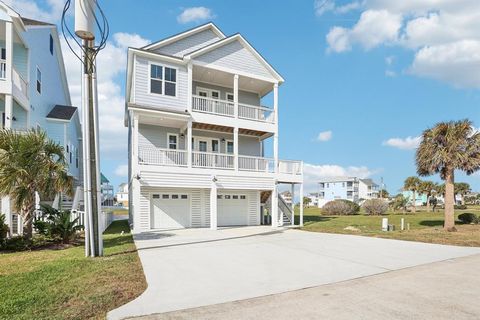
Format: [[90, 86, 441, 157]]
[[0, 220, 146, 320], [104, 208, 129, 216], [296, 206, 480, 247]]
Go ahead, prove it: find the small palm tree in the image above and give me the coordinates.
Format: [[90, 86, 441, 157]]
[[454, 182, 471, 205], [418, 180, 437, 212], [0, 129, 73, 239], [403, 176, 421, 212], [416, 119, 480, 231]]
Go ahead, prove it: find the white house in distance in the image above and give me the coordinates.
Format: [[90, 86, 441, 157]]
[[125, 23, 303, 232], [116, 183, 129, 208], [310, 177, 379, 208], [0, 3, 82, 235]]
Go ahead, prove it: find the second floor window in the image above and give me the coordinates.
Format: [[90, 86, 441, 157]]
[[36, 67, 42, 94], [150, 64, 176, 97], [49, 34, 54, 55], [168, 134, 178, 150]]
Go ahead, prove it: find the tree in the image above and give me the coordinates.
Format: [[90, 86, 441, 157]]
[[418, 181, 437, 212], [391, 194, 408, 213], [454, 182, 471, 205], [379, 189, 390, 198], [303, 196, 312, 207], [0, 129, 73, 239], [416, 119, 480, 231], [403, 176, 422, 213]]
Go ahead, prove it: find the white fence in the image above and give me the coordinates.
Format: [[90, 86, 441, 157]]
[[192, 151, 234, 169], [238, 155, 274, 172], [238, 103, 274, 122], [192, 95, 234, 117], [139, 147, 187, 166]]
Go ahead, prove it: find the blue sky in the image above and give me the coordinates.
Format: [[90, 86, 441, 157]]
[[10, 0, 480, 194]]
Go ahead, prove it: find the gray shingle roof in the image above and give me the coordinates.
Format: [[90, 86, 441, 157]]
[[46, 105, 78, 121]]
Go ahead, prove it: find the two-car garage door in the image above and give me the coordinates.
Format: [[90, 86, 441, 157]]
[[150, 190, 252, 229]]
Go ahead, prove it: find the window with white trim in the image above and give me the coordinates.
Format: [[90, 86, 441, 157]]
[[226, 93, 234, 102], [212, 139, 219, 153], [168, 134, 178, 150], [226, 141, 234, 154], [150, 64, 176, 96]]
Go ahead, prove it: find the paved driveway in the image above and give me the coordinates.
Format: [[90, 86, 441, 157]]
[[108, 227, 480, 320]]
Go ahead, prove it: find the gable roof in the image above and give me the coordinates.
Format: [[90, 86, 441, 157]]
[[21, 17, 54, 26], [101, 173, 110, 184], [185, 33, 284, 83], [46, 105, 78, 121], [143, 22, 225, 51]]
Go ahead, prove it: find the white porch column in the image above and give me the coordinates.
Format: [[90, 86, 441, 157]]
[[133, 115, 139, 159], [1, 197, 12, 235], [187, 120, 192, 168], [5, 94, 12, 129], [187, 63, 193, 112], [291, 184, 295, 226], [5, 21, 12, 84], [234, 127, 239, 171], [233, 74, 239, 118], [210, 179, 218, 230], [300, 183, 304, 226], [271, 183, 279, 228], [273, 83, 279, 173]]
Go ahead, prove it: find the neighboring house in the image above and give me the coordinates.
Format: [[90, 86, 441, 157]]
[[116, 183, 128, 207], [125, 23, 303, 232], [101, 173, 114, 207], [402, 191, 460, 206], [280, 191, 292, 206], [313, 177, 379, 208], [307, 192, 320, 207], [0, 3, 82, 235]]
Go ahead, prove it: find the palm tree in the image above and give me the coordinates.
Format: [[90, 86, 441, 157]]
[[454, 182, 471, 205], [403, 176, 421, 213], [418, 181, 437, 212], [0, 129, 73, 239], [416, 119, 480, 231]]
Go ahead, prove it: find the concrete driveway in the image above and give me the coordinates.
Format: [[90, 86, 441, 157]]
[[108, 227, 480, 320]]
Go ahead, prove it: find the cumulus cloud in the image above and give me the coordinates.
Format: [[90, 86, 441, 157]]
[[317, 130, 332, 142], [383, 136, 421, 150], [114, 164, 128, 177], [314, 0, 364, 16], [303, 163, 377, 192], [322, 0, 480, 88], [4, 0, 66, 22], [177, 7, 215, 24]]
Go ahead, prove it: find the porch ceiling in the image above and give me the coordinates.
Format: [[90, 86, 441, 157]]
[[193, 122, 272, 138], [192, 65, 274, 97]]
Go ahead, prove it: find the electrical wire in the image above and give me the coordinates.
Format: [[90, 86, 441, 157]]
[[61, 0, 110, 72]]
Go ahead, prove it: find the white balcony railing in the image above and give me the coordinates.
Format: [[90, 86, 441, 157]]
[[139, 147, 187, 166], [238, 103, 274, 123], [0, 60, 5, 79], [192, 151, 234, 169], [192, 95, 234, 117], [279, 160, 303, 175], [239, 155, 274, 173]]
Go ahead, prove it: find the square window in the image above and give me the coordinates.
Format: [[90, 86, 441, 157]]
[[240, 195, 246, 200], [227, 93, 234, 102], [225, 195, 231, 199], [172, 194, 179, 199], [211, 91, 219, 99], [232, 195, 239, 199], [162, 194, 169, 199], [153, 194, 160, 199], [164, 67, 176, 82], [151, 65, 163, 79], [151, 79, 162, 94], [165, 82, 176, 96], [181, 195, 188, 199], [217, 195, 222, 199]]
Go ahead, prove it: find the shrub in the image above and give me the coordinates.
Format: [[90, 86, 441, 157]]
[[454, 205, 467, 210], [35, 205, 83, 244], [363, 199, 389, 215], [0, 213, 9, 243], [458, 213, 478, 224], [2, 236, 32, 251], [322, 200, 360, 215]]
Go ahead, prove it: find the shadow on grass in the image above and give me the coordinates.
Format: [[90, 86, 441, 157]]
[[419, 220, 444, 227], [296, 215, 338, 224]]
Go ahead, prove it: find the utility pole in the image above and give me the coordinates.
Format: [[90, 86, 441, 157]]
[[75, 0, 102, 257]]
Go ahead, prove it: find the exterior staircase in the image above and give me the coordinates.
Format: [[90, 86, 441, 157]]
[[262, 191, 293, 226]]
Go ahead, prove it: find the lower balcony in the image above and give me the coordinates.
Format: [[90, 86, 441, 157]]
[[137, 147, 302, 176]]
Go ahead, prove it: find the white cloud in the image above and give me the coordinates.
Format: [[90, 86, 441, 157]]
[[177, 7, 215, 24], [61, 33, 150, 158], [114, 164, 128, 177], [322, 0, 480, 88], [385, 70, 396, 77], [315, 0, 364, 16], [4, 0, 66, 22], [326, 10, 402, 53], [383, 136, 421, 150], [317, 130, 333, 142], [304, 163, 376, 192]]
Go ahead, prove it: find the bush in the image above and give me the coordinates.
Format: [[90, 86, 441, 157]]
[[454, 205, 467, 210], [322, 200, 360, 215], [0, 213, 9, 243], [363, 199, 389, 215], [458, 213, 479, 224], [1, 236, 32, 251], [34, 205, 83, 244]]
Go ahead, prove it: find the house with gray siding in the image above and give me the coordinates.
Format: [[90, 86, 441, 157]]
[[0, 3, 82, 235], [126, 23, 304, 232]]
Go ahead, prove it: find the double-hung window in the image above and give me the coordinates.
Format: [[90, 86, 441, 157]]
[[168, 134, 178, 150], [150, 64, 176, 97], [36, 67, 42, 94]]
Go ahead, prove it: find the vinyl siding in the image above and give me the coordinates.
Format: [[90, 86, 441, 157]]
[[0, 99, 28, 130], [193, 81, 260, 106], [153, 29, 222, 57], [134, 56, 188, 110], [0, 41, 29, 80], [139, 125, 186, 150], [194, 40, 273, 79]]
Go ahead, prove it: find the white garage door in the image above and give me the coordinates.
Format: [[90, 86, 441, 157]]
[[151, 193, 190, 229], [218, 194, 248, 226]]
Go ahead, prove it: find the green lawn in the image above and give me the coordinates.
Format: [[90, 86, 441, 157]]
[[0, 220, 146, 320], [296, 206, 480, 247]]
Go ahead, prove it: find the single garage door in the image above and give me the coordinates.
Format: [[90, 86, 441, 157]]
[[218, 194, 248, 226], [151, 193, 190, 229]]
